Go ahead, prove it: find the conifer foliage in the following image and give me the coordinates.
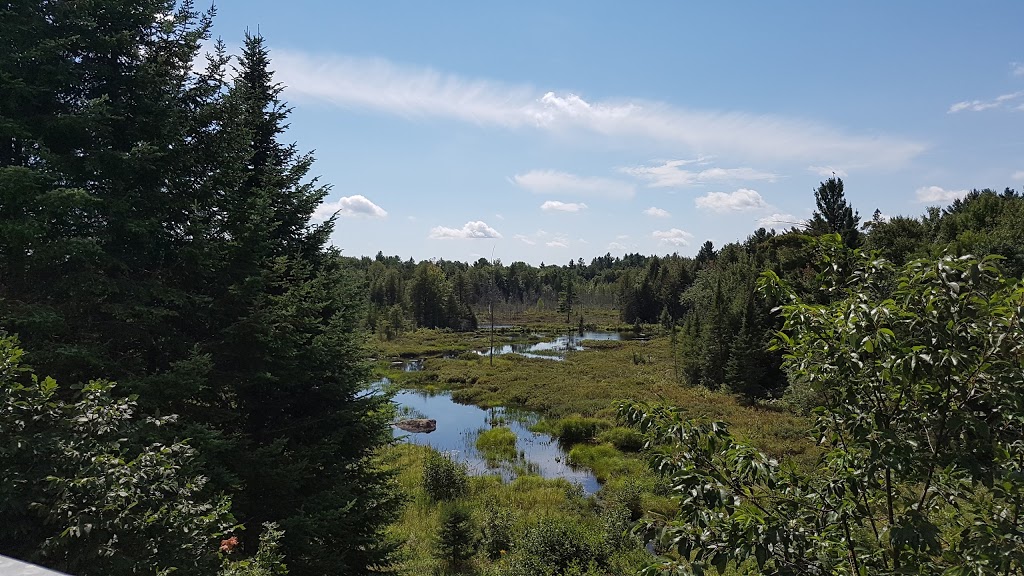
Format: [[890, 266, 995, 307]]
[[1, 4, 398, 575]]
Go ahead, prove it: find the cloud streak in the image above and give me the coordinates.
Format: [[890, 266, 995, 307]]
[[948, 91, 1024, 113], [513, 170, 635, 198], [643, 207, 671, 218], [915, 185, 968, 204], [540, 200, 588, 212], [695, 189, 769, 212], [652, 228, 693, 247], [313, 194, 388, 220], [622, 159, 778, 188], [428, 220, 502, 239], [272, 50, 925, 166]]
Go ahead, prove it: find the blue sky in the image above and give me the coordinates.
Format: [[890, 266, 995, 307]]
[[208, 1, 1024, 265]]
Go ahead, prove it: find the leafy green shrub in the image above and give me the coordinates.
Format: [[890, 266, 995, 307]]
[[434, 503, 478, 566], [476, 427, 518, 463], [555, 416, 606, 445], [515, 516, 608, 575], [422, 451, 469, 501], [597, 427, 645, 452], [481, 506, 515, 560]]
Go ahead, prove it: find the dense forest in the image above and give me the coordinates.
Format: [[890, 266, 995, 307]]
[[3, 2, 1024, 576]]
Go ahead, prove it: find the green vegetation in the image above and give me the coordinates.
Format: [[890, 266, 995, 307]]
[[5, 2, 1024, 574], [1, 6, 397, 574], [476, 427, 519, 464], [622, 247, 1024, 574], [386, 444, 653, 576], [423, 451, 470, 502]]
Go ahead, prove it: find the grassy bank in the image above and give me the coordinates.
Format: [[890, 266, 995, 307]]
[[385, 443, 654, 576], [383, 332, 812, 464]]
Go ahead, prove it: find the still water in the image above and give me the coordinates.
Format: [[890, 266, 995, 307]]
[[391, 389, 601, 494]]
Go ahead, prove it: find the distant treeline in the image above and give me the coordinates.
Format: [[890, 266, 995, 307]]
[[355, 181, 1024, 402]]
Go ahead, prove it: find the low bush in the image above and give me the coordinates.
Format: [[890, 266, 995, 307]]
[[555, 416, 606, 445], [475, 427, 518, 463], [422, 451, 469, 501], [515, 516, 608, 575], [597, 426, 645, 452]]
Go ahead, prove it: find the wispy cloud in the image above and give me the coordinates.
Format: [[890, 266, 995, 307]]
[[429, 220, 502, 239], [756, 213, 805, 228], [695, 189, 768, 212], [621, 159, 778, 188], [948, 91, 1024, 113], [540, 200, 588, 212], [607, 241, 627, 252], [272, 50, 925, 166], [807, 165, 848, 178], [915, 185, 968, 204], [643, 206, 671, 218], [546, 240, 568, 248], [1013, 62, 1024, 77], [652, 228, 694, 247], [512, 170, 635, 199], [313, 194, 387, 220], [1012, 171, 1024, 181]]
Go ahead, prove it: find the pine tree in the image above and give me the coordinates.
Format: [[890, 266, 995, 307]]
[[809, 176, 861, 248], [558, 270, 576, 322], [203, 33, 401, 575]]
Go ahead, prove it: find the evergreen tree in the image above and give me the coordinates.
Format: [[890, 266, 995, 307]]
[[809, 176, 861, 248], [202, 34, 400, 575], [558, 270, 576, 322]]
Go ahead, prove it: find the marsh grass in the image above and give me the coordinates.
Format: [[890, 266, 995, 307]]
[[393, 333, 813, 464], [475, 426, 518, 465], [385, 443, 653, 576]]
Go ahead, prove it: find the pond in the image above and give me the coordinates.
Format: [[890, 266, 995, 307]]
[[475, 330, 634, 361], [391, 388, 601, 494]]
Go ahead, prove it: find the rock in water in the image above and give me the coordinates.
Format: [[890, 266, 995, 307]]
[[395, 418, 437, 433]]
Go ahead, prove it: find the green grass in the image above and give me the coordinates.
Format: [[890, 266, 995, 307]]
[[381, 325, 817, 575], [385, 443, 653, 576], [394, 333, 814, 465], [475, 426, 518, 464]]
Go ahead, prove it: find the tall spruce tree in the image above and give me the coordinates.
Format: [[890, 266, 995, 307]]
[[202, 33, 400, 575], [2, 8, 400, 574], [809, 176, 861, 248]]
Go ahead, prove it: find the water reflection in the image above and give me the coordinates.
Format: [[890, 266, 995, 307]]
[[477, 330, 628, 361], [392, 390, 601, 494]]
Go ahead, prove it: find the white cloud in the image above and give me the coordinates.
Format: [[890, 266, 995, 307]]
[[513, 170, 635, 198], [313, 194, 388, 220], [513, 234, 536, 245], [1012, 171, 1024, 181], [607, 241, 627, 252], [948, 91, 1024, 113], [643, 206, 671, 218], [1014, 62, 1024, 77], [808, 165, 848, 178], [915, 185, 969, 204], [695, 188, 768, 212], [652, 228, 694, 247], [546, 240, 568, 248], [756, 213, 805, 228], [495, 213, 505, 220], [272, 50, 925, 166], [540, 200, 588, 212], [621, 159, 778, 188], [429, 220, 502, 239]]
